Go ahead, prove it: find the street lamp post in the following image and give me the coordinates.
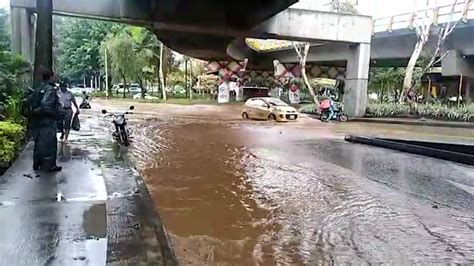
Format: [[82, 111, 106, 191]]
[[105, 49, 109, 99]]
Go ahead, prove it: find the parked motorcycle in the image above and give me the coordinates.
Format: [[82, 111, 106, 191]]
[[102, 106, 134, 146], [320, 103, 348, 122]]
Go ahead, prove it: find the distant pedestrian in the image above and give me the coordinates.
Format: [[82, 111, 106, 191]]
[[57, 81, 79, 143], [32, 68, 62, 172], [407, 89, 418, 115]]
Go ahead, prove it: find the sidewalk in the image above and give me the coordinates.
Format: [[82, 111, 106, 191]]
[[0, 112, 176, 265], [351, 117, 474, 129]]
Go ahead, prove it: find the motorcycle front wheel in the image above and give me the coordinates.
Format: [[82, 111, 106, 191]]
[[120, 128, 130, 147], [338, 113, 349, 122]]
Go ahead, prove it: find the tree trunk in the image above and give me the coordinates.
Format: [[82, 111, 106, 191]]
[[401, 39, 425, 103], [300, 44, 320, 110], [156, 57, 161, 95], [138, 78, 145, 99], [185, 59, 188, 99], [107, 76, 112, 96], [122, 73, 127, 99], [380, 81, 385, 103], [159, 42, 167, 101]]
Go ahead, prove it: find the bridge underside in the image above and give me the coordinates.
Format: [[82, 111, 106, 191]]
[[10, 0, 373, 117], [10, 0, 298, 61]]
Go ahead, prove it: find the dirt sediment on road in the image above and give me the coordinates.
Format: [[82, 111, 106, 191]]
[[102, 100, 474, 264]]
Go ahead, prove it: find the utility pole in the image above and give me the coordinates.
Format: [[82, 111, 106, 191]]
[[159, 42, 166, 101], [189, 59, 193, 99], [33, 0, 53, 88], [185, 58, 188, 98], [105, 49, 109, 99]]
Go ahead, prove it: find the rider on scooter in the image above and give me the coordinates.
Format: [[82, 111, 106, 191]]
[[82, 91, 90, 101], [80, 90, 91, 109], [320, 96, 336, 120], [328, 96, 336, 119]]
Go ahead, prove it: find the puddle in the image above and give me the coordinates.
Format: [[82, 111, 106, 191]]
[[83, 203, 107, 239]]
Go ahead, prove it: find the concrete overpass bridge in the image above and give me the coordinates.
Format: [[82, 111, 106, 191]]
[[10, 0, 373, 116], [267, 1, 474, 77]]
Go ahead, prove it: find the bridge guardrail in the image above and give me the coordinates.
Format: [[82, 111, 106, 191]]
[[373, 0, 474, 33]]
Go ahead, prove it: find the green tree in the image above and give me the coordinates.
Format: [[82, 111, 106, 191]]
[[56, 18, 177, 99], [56, 18, 124, 81], [369, 67, 405, 102], [167, 70, 185, 89], [0, 9, 30, 121], [0, 8, 10, 51], [0, 51, 31, 121], [196, 74, 218, 94], [101, 33, 138, 98], [129, 27, 161, 97]]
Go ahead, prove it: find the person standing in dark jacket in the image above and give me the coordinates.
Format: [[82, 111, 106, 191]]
[[33, 69, 62, 172]]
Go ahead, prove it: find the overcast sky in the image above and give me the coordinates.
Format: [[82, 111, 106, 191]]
[[0, 0, 462, 18], [0, 0, 8, 9]]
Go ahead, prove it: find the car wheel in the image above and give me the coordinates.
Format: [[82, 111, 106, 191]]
[[268, 114, 276, 121], [242, 112, 249, 120]]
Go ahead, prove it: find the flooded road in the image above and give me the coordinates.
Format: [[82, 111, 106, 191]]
[[103, 100, 474, 264]]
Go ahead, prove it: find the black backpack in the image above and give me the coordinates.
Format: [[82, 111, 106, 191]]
[[22, 86, 45, 117]]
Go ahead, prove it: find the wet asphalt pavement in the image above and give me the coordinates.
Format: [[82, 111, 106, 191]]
[[1, 99, 473, 265], [0, 108, 175, 265]]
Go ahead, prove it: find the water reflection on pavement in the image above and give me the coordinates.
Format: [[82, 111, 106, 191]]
[[116, 101, 474, 265]]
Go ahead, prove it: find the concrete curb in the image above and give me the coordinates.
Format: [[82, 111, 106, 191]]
[[345, 135, 474, 166], [125, 157, 178, 266], [350, 118, 474, 129]]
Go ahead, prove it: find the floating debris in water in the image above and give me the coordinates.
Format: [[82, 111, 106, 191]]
[[23, 174, 33, 179]]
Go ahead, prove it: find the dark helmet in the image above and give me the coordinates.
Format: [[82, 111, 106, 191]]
[[37, 66, 54, 81], [59, 81, 68, 88]]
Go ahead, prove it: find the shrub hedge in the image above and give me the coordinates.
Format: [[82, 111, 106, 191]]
[[366, 103, 474, 122], [0, 121, 24, 171], [299, 102, 474, 122]]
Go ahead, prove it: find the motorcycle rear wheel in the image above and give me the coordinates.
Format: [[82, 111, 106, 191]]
[[320, 112, 331, 122]]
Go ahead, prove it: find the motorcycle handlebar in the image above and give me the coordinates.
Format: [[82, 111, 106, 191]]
[[103, 111, 133, 117], [101, 108, 134, 117]]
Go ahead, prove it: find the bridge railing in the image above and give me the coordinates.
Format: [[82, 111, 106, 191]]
[[373, 0, 474, 33]]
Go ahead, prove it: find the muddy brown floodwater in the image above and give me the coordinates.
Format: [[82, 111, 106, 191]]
[[99, 100, 474, 265]]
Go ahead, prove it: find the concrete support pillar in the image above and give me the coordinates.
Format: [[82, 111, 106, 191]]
[[33, 0, 53, 87], [344, 43, 370, 117], [442, 50, 474, 77], [10, 7, 35, 63]]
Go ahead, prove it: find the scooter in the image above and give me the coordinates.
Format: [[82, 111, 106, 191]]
[[320, 103, 348, 122], [79, 95, 91, 109], [102, 106, 134, 146]]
